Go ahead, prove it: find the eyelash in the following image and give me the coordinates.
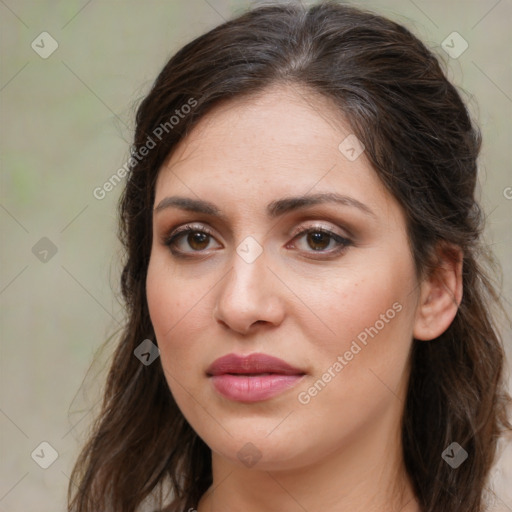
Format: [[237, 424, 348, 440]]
[[162, 222, 353, 259]]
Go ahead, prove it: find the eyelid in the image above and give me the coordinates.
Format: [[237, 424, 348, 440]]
[[286, 224, 352, 256], [162, 221, 346, 242], [288, 221, 348, 240], [162, 220, 353, 257], [162, 222, 220, 248], [166, 222, 215, 238]]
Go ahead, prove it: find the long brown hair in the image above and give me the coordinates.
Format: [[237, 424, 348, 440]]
[[68, 2, 511, 511]]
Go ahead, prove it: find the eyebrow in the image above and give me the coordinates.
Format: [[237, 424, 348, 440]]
[[154, 192, 376, 219]]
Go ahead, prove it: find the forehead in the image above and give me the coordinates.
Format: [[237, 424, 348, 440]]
[[161, 84, 349, 171], [154, 84, 397, 221]]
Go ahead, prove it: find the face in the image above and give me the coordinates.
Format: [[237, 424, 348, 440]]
[[146, 84, 422, 472]]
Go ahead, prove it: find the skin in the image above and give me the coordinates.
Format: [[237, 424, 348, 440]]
[[146, 84, 462, 512]]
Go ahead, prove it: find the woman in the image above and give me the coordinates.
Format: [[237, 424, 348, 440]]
[[68, 2, 511, 511]]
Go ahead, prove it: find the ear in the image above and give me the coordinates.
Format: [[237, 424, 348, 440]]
[[413, 243, 463, 341]]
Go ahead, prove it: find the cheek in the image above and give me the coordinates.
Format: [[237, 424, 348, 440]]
[[146, 251, 207, 332], [147, 256, 190, 361], [295, 257, 414, 352], [146, 252, 217, 387], [295, 253, 417, 404]]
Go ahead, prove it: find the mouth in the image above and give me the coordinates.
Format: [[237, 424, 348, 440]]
[[224, 372, 275, 376], [206, 352, 305, 376], [206, 352, 306, 402]]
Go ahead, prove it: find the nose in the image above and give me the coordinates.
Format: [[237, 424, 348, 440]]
[[212, 249, 285, 335]]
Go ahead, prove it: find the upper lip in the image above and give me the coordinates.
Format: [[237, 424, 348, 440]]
[[206, 352, 305, 376]]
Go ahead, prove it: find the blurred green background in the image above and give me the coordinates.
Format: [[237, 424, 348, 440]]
[[1, 1, 511, 510]]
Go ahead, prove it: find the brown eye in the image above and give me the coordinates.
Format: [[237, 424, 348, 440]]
[[186, 231, 210, 251], [306, 231, 332, 251], [163, 224, 221, 256], [289, 227, 352, 256]]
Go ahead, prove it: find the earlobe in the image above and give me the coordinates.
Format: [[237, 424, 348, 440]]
[[413, 244, 463, 341]]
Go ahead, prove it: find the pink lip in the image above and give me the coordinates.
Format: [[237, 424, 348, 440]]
[[206, 353, 306, 402]]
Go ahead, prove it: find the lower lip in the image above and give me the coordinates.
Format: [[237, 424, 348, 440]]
[[209, 374, 305, 402]]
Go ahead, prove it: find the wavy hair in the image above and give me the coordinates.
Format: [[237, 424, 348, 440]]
[[68, 2, 511, 511]]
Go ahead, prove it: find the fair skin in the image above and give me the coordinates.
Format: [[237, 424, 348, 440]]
[[146, 84, 462, 512]]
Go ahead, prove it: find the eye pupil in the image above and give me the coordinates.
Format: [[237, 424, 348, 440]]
[[307, 231, 330, 251], [188, 232, 209, 250]]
